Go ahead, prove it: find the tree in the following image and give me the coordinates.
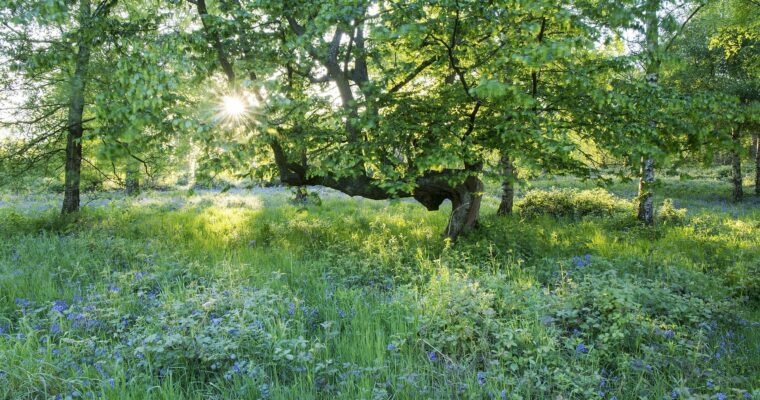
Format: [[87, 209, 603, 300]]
[[185, 0, 616, 239], [0, 0, 190, 209], [668, 0, 760, 201]]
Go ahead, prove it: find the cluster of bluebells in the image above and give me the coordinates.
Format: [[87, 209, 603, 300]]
[[573, 254, 592, 268]]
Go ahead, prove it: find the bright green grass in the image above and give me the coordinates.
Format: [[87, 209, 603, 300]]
[[0, 179, 758, 400]]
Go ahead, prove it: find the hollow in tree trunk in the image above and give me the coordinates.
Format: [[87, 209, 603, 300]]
[[497, 153, 516, 216], [637, 156, 655, 225], [61, 0, 91, 215], [731, 127, 743, 202]]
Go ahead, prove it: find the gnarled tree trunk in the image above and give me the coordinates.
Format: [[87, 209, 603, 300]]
[[444, 176, 483, 240], [497, 152, 515, 216], [62, 0, 92, 215]]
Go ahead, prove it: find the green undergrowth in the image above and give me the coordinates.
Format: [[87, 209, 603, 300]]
[[0, 185, 758, 399]]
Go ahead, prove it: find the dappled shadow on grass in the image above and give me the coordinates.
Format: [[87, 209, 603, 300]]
[[0, 186, 758, 399]]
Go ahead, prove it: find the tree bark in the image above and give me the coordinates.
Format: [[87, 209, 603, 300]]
[[637, 0, 659, 225], [754, 133, 759, 196], [638, 156, 655, 225], [444, 176, 483, 241], [497, 152, 515, 216], [62, 0, 92, 215], [731, 127, 743, 202], [125, 158, 140, 196]]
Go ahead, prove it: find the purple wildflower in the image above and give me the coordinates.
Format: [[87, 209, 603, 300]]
[[576, 343, 589, 354], [477, 371, 486, 386]]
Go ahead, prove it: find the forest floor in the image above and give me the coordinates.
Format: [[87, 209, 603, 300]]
[[0, 175, 758, 399]]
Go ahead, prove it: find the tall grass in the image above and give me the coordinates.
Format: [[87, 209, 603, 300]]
[[0, 180, 758, 399]]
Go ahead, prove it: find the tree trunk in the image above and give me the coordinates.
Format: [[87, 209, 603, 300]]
[[61, 0, 91, 215], [125, 159, 140, 196], [444, 176, 483, 241], [731, 127, 743, 202], [754, 133, 759, 196], [636, 0, 659, 226], [637, 156, 655, 224], [497, 153, 515, 216]]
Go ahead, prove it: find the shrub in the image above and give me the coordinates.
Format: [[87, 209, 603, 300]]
[[416, 268, 497, 359], [658, 198, 687, 225], [516, 188, 629, 220]]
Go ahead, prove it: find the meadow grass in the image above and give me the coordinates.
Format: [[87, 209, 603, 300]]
[[0, 178, 758, 399]]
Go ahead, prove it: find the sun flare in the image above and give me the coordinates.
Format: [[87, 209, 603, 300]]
[[221, 95, 246, 118]]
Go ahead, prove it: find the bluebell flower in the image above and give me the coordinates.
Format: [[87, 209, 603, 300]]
[[211, 316, 223, 325], [337, 308, 347, 318], [50, 323, 61, 334], [671, 390, 679, 398], [109, 285, 121, 293], [15, 298, 31, 307], [744, 392, 751, 399], [576, 343, 588, 354], [707, 380, 714, 388], [716, 393, 726, 400], [0, 326, 5, 335], [428, 351, 438, 362], [108, 378, 115, 388], [664, 330, 675, 339], [288, 302, 295, 316], [477, 371, 486, 386], [387, 344, 396, 351], [259, 383, 270, 398], [232, 362, 241, 373], [500, 390, 508, 400]]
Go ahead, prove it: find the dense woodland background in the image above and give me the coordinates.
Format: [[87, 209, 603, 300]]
[[0, 1, 758, 399]]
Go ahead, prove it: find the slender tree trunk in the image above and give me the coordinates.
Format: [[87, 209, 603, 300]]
[[731, 127, 743, 202], [62, 0, 91, 215], [497, 153, 515, 216], [754, 133, 759, 196], [637, 0, 659, 225], [125, 158, 140, 196], [444, 176, 483, 241], [638, 156, 655, 224]]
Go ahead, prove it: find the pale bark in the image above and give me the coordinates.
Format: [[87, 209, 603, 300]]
[[638, 156, 655, 224], [637, 0, 659, 225], [754, 133, 759, 196]]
